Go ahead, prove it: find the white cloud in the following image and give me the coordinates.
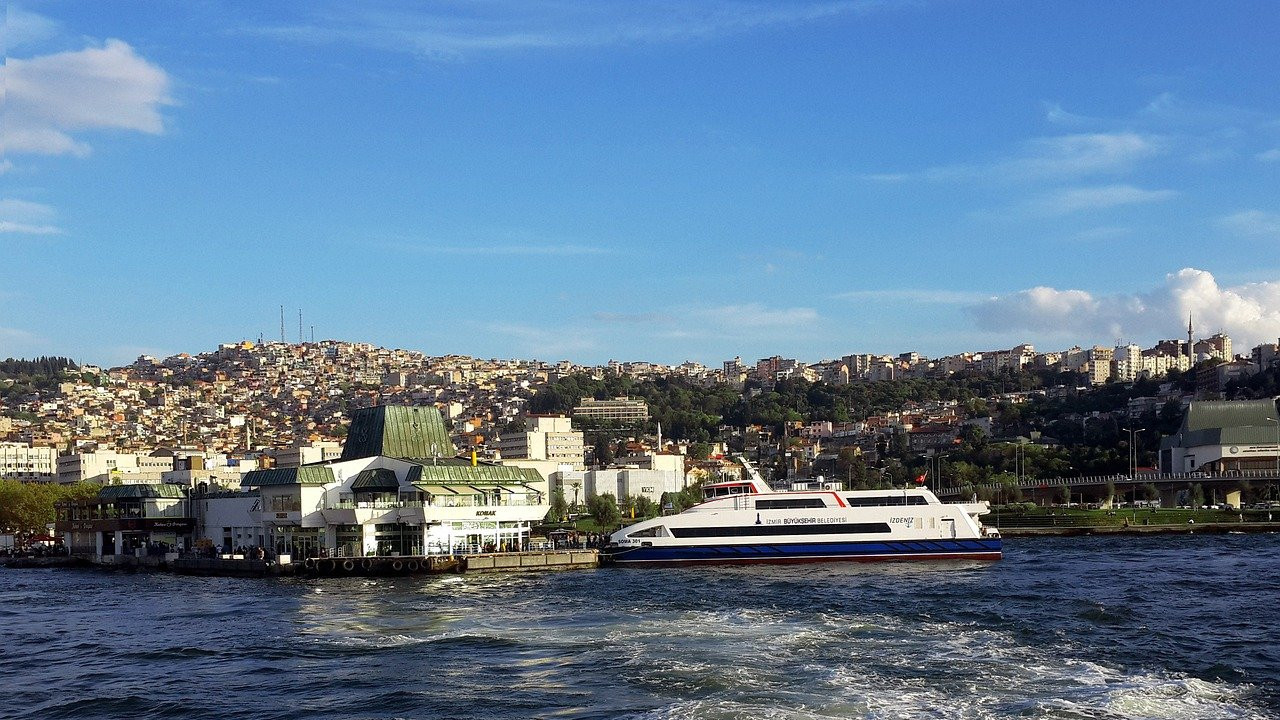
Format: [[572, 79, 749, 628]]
[[0, 221, 61, 235], [247, 1, 895, 60], [1220, 210, 1280, 238], [1023, 184, 1177, 216], [0, 326, 50, 356], [5, 6, 60, 51], [485, 322, 598, 359], [437, 244, 608, 256], [694, 303, 818, 328], [1068, 226, 1132, 242], [967, 268, 1280, 349], [832, 288, 988, 304], [864, 132, 1161, 184], [0, 199, 62, 235], [969, 287, 1101, 335], [1009, 133, 1161, 177], [0, 199, 56, 219], [0, 326, 41, 342], [2, 39, 173, 158], [592, 311, 675, 324], [385, 239, 610, 256]]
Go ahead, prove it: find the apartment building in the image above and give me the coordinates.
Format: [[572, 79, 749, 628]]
[[57, 451, 174, 485], [0, 442, 57, 482], [572, 396, 650, 423], [497, 415, 585, 470]]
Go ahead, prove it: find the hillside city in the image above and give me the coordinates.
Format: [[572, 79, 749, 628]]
[[3, 324, 1279, 491]]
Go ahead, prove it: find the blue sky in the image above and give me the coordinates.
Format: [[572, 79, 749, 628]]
[[3, 1, 1279, 367]]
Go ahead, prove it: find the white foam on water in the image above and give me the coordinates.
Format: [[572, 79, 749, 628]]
[[819, 632, 1269, 720], [630, 698, 871, 720], [1103, 675, 1268, 720]]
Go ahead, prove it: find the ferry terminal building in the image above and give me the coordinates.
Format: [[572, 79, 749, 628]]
[[198, 405, 549, 558], [57, 483, 194, 557]]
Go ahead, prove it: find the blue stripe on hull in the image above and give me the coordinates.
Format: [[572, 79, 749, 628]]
[[604, 538, 1002, 565]]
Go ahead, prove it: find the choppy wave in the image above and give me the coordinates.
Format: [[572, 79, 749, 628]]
[[1, 534, 1277, 720]]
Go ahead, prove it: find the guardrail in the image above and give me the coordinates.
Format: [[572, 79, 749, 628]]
[[936, 469, 1280, 497], [985, 508, 1277, 528]]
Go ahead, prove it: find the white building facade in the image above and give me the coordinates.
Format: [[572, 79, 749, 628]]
[[0, 442, 57, 482], [196, 405, 550, 558]]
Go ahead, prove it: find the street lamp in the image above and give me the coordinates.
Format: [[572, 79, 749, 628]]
[[930, 452, 949, 490], [1127, 426, 1145, 508], [1266, 406, 1280, 505]]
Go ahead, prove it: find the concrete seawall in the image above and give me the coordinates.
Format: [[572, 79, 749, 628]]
[[463, 550, 599, 573], [1002, 522, 1280, 537], [298, 549, 600, 577], [5, 549, 602, 577]]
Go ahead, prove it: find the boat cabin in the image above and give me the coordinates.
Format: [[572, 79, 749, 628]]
[[702, 481, 758, 500]]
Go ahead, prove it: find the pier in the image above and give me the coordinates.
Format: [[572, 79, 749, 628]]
[[298, 549, 600, 576], [4, 548, 602, 577]]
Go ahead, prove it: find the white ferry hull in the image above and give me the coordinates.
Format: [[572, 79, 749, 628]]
[[604, 537, 1001, 566], [605, 462, 1000, 567]]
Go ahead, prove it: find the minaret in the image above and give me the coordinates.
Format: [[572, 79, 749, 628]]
[[1187, 313, 1194, 365]]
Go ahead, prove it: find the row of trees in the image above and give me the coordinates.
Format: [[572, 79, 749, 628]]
[[0, 356, 79, 402], [546, 481, 692, 531], [0, 480, 99, 548], [528, 366, 1182, 446]]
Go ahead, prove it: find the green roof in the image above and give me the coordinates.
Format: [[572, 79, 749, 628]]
[[350, 468, 400, 492], [409, 464, 543, 487], [1162, 399, 1280, 449], [98, 483, 187, 500], [242, 466, 336, 487], [340, 405, 456, 461]]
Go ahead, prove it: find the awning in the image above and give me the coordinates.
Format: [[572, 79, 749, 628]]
[[350, 468, 400, 492], [411, 484, 464, 495]]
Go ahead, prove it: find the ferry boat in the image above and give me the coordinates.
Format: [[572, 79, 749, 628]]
[[603, 461, 1000, 566]]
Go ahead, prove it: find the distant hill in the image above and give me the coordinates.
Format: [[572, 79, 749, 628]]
[[0, 356, 79, 401]]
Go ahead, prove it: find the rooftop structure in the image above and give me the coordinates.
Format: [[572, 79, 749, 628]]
[[572, 396, 649, 423], [339, 404, 455, 461], [201, 405, 549, 559], [1159, 399, 1280, 473]]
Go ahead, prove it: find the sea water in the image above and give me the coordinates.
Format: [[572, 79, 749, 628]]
[[1, 534, 1276, 719]]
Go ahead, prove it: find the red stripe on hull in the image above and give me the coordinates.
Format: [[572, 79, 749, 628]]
[[609, 551, 1002, 568]]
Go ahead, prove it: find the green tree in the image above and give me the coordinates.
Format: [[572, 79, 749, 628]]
[[0, 480, 99, 548], [587, 493, 621, 529], [546, 486, 568, 523], [1141, 483, 1159, 502], [664, 481, 705, 513], [1189, 483, 1205, 509], [593, 437, 615, 467], [631, 495, 657, 519], [689, 442, 713, 461]]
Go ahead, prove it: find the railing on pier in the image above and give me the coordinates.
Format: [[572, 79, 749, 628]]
[[936, 469, 1280, 497]]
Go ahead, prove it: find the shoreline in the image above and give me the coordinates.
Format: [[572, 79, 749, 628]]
[[1000, 522, 1280, 537]]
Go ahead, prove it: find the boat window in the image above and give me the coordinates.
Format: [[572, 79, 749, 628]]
[[628, 526, 666, 538], [844, 495, 929, 507], [756, 498, 828, 510], [669, 522, 891, 538]]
